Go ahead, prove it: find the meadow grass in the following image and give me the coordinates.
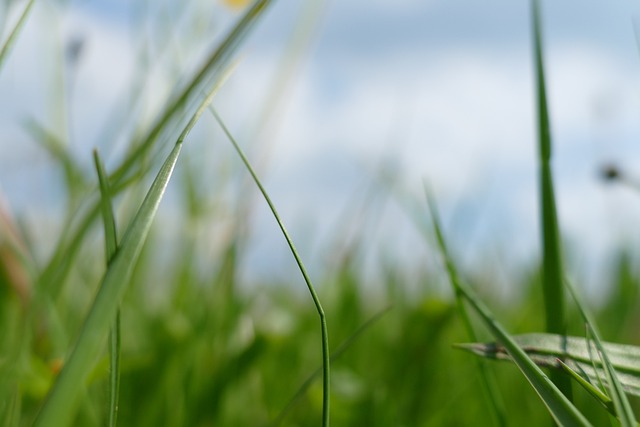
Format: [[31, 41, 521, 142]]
[[1, 0, 640, 426]]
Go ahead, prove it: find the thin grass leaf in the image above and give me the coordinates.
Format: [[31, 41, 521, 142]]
[[271, 305, 392, 427], [0, 0, 35, 72], [428, 197, 589, 426], [32, 142, 182, 427], [93, 150, 121, 427], [31, 75, 222, 426], [456, 333, 640, 399], [425, 189, 507, 427], [532, 0, 572, 398], [565, 281, 637, 426], [557, 360, 614, 416], [455, 289, 591, 426], [212, 108, 331, 427]]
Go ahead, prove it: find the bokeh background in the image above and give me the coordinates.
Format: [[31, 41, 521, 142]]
[[3, 0, 640, 296]]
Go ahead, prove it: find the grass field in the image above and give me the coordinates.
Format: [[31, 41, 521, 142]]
[[1, 1, 640, 426]]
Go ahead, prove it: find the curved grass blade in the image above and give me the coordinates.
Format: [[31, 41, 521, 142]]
[[565, 280, 637, 426], [454, 291, 591, 426], [93, 150, 121, 427], [212, 108, 331, 427], [33, 144, 182, 427], [31, 77, 221, 426], [0, 0, 35, 72], [456, 332, 640, 419], [532, 0, 571, 397], [425, 190, 507, 427], [428, 196, 589, 426], [271, 305, 392, 427]]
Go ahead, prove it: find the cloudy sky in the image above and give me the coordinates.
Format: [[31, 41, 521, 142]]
[[2, 0, 640, 295]]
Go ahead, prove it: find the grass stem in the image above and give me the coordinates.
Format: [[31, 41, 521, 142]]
[[212, 107, 331, 427]]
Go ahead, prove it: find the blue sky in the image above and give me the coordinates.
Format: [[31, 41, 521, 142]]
[[2, 0, 640, 296]]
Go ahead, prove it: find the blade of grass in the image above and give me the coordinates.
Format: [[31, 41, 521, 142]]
[[33, 144, 182, 427], [532, 0, 571, 398], [92, 150, 121, 427], [456, 333, 640, 396], [212, 107, 331, 427], [271, 305, 392, 427], [565, 280, 637, 426], [0, 0, 35, 72], [455, 287, 590, 426], [557, 360, 614, 416], [428, 196, 590, 426], [425, 189, 507, 427], [32, 74, 221, 427]]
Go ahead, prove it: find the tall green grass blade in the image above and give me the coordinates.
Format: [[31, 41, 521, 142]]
[[453, 292, 591, 426], [271, 305, 392, 427], [532, 0, 566, 340], [428, 197, 589, 426], [92, 150, 121, 427], [425, 190, 507, 427], [31, 74, 221, 425], [565, 281, 637, 426], [532, 0, 571, 398], [33, 141, 182, 427], [0, 0, 35, 72], [212, 108, 331, 427]]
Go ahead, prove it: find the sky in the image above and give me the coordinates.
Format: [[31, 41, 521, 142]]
[[2, 0, 640, 298]]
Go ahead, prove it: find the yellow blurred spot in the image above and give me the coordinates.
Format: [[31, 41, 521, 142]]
[[221, 0, 251, 10], [49, 358, 64, 375]]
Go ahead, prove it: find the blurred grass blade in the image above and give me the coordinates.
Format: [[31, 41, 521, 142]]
[[428, 196, 589, 426], [456, 333, 640, 399], [0, 0, 35, 72], [425, 189, 506, 427], [110, 0, 273, 186], [532, 0, 571, 398], [24, 118, 88, 195], [532, 0, 567, 343], [212, 108, 331, 427], [565, 280, 637, 426], [93, 150, 121, 427], [93, 150, 118, 261], [557, 360, 614, 416], [271, 305, 392, 427], [453, 291, 591, 426], [33, 142, 182, 427], [37, 0, 271, 298]]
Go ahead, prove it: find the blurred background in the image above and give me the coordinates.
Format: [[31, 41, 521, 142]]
[[3, 0, 640, 297], [2, 0, 640, 295]]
